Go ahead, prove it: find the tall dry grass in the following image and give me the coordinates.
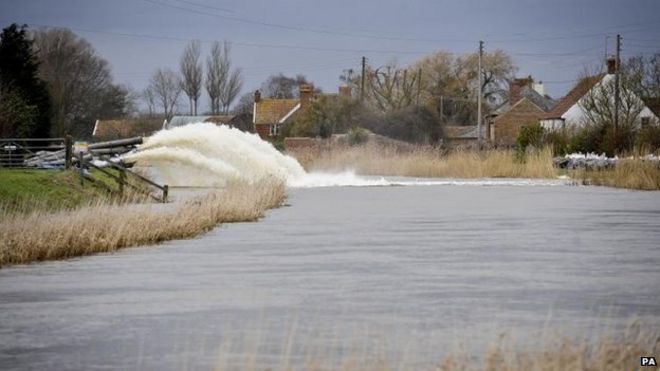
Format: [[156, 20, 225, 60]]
[[289, 144, 557, 179], [578, 159, 660, 191], [208, 321, 659, 371], [0, 178, 285, 266]]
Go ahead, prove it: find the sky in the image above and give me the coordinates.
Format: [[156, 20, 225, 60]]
[[1, 0, 659, 113]]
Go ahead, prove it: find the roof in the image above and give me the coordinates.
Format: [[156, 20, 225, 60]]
[[542, 74, 604, 119], [93, 118, 164, 139], [444, 125, 485, 139], [642, 97, 660, 118], [493, 86, 555, 115], [253, 99, 300, 125], [493, 97, 546, 124], [165, 115, 235, 129]]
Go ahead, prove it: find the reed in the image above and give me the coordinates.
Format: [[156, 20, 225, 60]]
[[0, 178, 285, 266], [289, 144, 557, 179], [577, 159, 660, 190]]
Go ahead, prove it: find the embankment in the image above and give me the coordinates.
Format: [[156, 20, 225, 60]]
[[0, 178, 285, 267]]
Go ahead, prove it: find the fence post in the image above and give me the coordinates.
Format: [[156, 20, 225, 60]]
[[78, 151, 84, 186], [162, 185, 168, 203], [64, 135, 72, 170]]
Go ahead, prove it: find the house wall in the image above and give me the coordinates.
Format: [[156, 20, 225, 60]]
[[254, 124, 270, 139], [563, 75, 659, 128], [492, 99, 545, 146]]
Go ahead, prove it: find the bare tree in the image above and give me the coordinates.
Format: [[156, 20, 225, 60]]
[[368, 64, 419, 111], [219, 68, 243, 114], [142, 86, 156, 117], [180, 40, 202, 115], [148, 68, 182, 121], [579, 74, 646, 129], [261, 73, 318, 98], [32, 28, 133, 137], [206, 41, 231, 115]]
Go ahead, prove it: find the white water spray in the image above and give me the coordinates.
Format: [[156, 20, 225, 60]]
[[123, 123, 309, 187], [123, 123, 572, 188]]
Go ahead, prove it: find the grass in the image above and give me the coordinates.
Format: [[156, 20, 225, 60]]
[[289, 144, 558, 179], [576, 159, 660, 190], [0, 169, 111, 212], [0, 178, 285, 267], [206, 321, 658, 370]]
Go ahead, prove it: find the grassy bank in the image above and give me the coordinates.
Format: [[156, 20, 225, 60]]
[[576, 159, 660, 190], [0, 179, 285, 266], [289, 144, 557, 179], [0, 169, 113, 212]]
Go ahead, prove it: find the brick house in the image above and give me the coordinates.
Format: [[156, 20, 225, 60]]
[[253, 85, 313, 139], [489, 77, 555, 146]]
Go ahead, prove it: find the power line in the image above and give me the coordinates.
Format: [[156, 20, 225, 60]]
[[141, 0, 478, 44]]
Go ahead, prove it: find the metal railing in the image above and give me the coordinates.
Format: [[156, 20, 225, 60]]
[[0, 137, 71, 168]]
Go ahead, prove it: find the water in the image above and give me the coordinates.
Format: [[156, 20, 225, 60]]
[[1, 183, 659, 370]]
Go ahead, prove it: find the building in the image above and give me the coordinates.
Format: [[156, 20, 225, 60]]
[[540, 58, 658, 130], [252, 85, 311, 139], [443, 125, 487, 147], [164, 115, 235, 130], [489, 77, 555, 146], [92, 118, 164, 141]]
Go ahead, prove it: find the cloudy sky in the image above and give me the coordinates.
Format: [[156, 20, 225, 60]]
[[2, 0, 659, 111]]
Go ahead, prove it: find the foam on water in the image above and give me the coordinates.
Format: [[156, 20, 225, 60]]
[[123, 123, 573, 188]]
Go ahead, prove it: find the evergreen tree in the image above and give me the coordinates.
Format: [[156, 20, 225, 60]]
[[0, 23, 51, 137]]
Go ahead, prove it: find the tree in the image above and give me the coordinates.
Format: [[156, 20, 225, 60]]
[[624, 53, 660, 99], [141, 86, 156, 117], [179, 40, 202, 115], [32, 28, 133, 137], [0, 23, 51, 137], [205, 41, 233, 115], [261, 73, 319, 98], [232, 92, 254, 115], [410, 49, 516, 123], [219, 68, 242, 114], [367, 63, 419, 112], [148, 68, 182, 120]]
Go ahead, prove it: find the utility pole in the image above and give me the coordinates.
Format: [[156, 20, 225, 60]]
[[614, 34, 621, 149], [416, 68, 422, 107], [361, 56, 366, 103], [477, 40, 484, 145]]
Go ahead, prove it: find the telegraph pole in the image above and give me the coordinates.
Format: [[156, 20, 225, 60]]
[[416, 68, 422, 107], [614, 34, 621, 147], [361, 56, 366, 103], [477, 40, 484, 145]]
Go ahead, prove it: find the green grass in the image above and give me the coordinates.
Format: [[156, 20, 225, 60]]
[[0, 169, 112, 212]]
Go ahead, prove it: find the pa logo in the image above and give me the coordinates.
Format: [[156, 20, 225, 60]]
[[641, 356, 657, 367]]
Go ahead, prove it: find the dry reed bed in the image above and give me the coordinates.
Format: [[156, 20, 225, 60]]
[[578, 159, 660, 190], [289, 144, 557, 179], [0, 179, 285, 266], [211, 323, 658, 371]]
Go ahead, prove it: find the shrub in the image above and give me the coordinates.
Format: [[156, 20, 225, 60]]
[[347, 127, 368, 146], [515, 123, 544, 160]]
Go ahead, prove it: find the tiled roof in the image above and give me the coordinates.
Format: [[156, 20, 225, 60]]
[[543, 74, 604, 119], [93, 118, 164, 139], [642, 97, 660, 118], [493, 86, 555, 115], [254, 99, 299, 125], [444, 125, 485, 139], [166, 115, 235, 129]]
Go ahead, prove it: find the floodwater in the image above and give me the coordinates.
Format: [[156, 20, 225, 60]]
[[1, 182, 659, 370]]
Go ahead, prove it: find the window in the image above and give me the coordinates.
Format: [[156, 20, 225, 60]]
[[269, 123, 281, 136], [641, 117, 650, 128]]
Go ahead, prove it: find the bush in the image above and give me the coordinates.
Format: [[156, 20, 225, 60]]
[[515, 123, 544, 160], [347, 127, 368, 146], [543, 129, 570, 156], [636, 124, 660, 153]]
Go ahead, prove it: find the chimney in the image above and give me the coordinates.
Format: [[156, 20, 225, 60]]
[[254, 90, 261, 103], [338, 85, 351, 98], [607, 57, 617, 75], [299, 84, 313, 107], [533, 81, 545, 96], [509, 76, 533, 105]]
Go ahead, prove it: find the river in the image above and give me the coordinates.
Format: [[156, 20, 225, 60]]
[[1, 181, 659, 370]]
